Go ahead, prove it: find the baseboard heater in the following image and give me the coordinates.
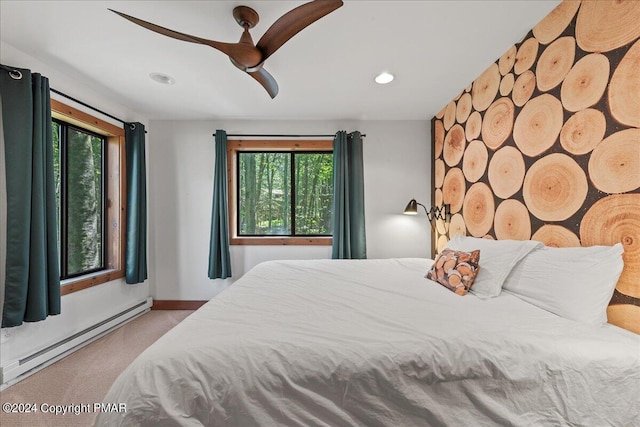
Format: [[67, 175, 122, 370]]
[[0, 297, 152, 390]]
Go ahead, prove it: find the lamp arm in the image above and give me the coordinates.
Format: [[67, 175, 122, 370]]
[[427, 204, 452, 222], [415, 201, 430, 217]]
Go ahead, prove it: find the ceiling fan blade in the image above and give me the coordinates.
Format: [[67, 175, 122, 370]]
[[248, 68, 279, 99], [256, 0, 343, 62], [109, 9, 261, 67]]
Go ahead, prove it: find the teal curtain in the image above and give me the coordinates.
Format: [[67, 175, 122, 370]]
[[124, 122, 147, 284], [0, 65, 60, 327], [332, 131, 367, 259], [208, 130, 232, 279]]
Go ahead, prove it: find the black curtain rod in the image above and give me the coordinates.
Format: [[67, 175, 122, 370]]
[[51, 88, 146, 133], [1, 65, 145, 133], [224, 133, 366, 138], [51, 88, 126, 125]]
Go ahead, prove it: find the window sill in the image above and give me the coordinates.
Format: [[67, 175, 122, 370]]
[[230, 237, 332, 246], [61, 269, 125, 296]]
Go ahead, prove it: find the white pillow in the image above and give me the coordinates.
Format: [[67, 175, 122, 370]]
[[502, 244, 623, 325], [445, 235, 542, 299]]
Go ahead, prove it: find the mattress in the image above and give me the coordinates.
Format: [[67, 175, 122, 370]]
[[96, 258, 640, 426]]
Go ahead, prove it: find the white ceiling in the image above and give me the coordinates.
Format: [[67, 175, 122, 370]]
[[0, 1, 560, 121]]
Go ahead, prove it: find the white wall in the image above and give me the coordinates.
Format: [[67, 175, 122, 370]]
[[149, 119, 431, 301], [0, 42, 150, 367]]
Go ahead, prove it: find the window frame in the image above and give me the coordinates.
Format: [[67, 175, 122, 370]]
[[51, 99, 126, 295], [227, 139, 333, 246]]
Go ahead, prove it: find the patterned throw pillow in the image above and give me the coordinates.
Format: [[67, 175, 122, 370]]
[[426, 249, 481, 295]]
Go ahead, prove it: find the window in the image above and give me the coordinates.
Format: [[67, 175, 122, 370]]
[[228, 140, 333, 245], [53, 120, 105, 278], [51, 99, 126, 294]]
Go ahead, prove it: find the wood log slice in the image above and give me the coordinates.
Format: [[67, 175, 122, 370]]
[[471, 63, 501, 112], [533, 0, 581, 45], [523, 153, 588, 221], [514, 38, 539, 75], [443, 167, 466, 214], [436, 105, 446, 119], [481, 97, 515, 150], [500, 73, 515, 96], [512, 70, 536, 107], [443, 124, 466, 167], [588, 128, 640, 194], [454, 91, 463, 101], [435, 217, 448, 235], [463, 182, 495, 237], [444, 101, 457, 130], [560, 108, 606, 155], [435, 188, 443, 207], [561, 53, 610, 112], [437, 234, 449, 254], [462, 140, 488, 183], [449, 213, 467, 238], [608, 40, 640, 128], [435, 159, 445, 188], [498, 45, 517, 75], [580, 194, 640, 298], [576, 0, 640, 53], [456, 93, 472, 124], [536, 36, 576, 92], [465, 111, 482, 141], [494, 199, 531, 240], [434, 119, 445, 159], [607, 305, 640, 335], [488, 146, 525, 199], [483, 234, 494, 240], [513, 94, 564, 157], [465, 82, 472, 93], [531, 224, 581, 247]]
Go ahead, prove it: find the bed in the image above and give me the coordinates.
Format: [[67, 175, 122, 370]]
[[96, 247, 640, 426]]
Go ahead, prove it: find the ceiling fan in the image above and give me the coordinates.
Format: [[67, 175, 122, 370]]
[[110, 0, 344, 98]]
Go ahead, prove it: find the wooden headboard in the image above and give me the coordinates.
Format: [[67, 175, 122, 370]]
[[431, 0, 640, 334]]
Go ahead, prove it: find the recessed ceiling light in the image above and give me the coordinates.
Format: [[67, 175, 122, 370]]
[[149, 72, 176, 85], [374, 72, 394, 85]]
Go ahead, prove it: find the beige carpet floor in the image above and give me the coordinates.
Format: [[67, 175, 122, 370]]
[[0, 310, 193, 427]]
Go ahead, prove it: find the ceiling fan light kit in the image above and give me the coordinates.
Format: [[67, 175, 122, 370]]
[[110, 0, 344, 98]]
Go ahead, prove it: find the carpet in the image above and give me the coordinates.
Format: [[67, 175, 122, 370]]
[[0, 310, 193, 426]]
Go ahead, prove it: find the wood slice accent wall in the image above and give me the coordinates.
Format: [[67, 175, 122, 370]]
[[431, 0, 640, 334]]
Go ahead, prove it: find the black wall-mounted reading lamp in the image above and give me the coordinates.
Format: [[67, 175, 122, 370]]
[[403, 199, 452, 230]]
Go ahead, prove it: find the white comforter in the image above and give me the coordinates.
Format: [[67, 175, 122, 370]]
[[96, 259, 640, 426]]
